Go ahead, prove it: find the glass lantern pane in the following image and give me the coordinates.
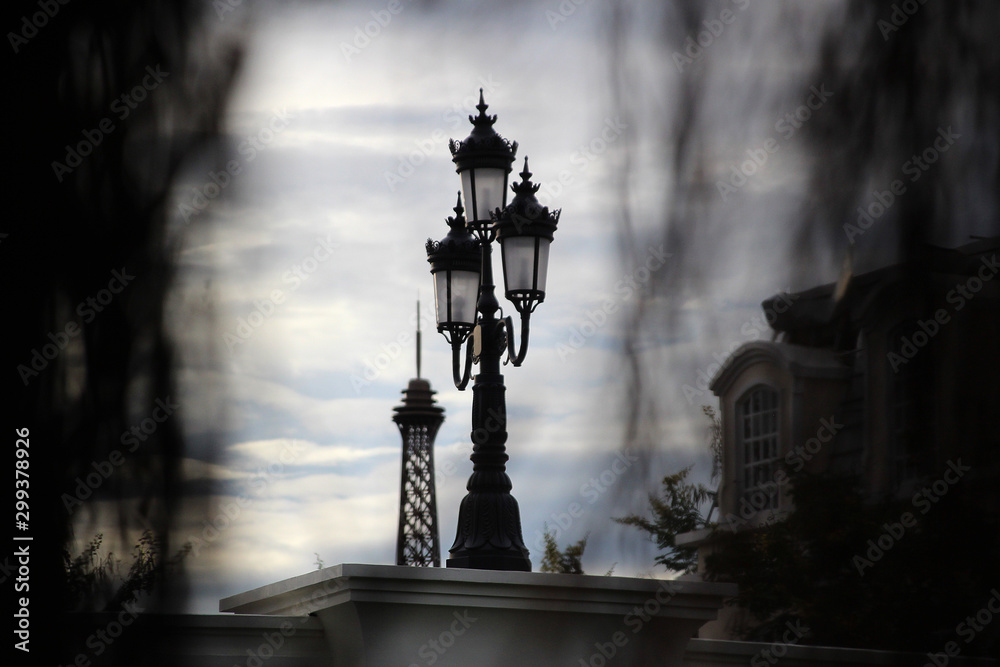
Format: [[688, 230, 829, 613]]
[[460, 170, 474, 221], [502, 236, 537, 292], [433, 272, 449, 325], [461, 168, 506, 223], [534, 239, 550, 293], [449, 270, 480, 325], [474, 168, 506, 221]]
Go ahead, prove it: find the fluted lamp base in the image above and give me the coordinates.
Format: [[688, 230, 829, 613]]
[[448, 491, 531, 571]]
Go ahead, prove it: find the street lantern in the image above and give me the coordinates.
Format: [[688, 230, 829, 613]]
[[424, 91, 560, 573], [495, 157, 560, 318], [426, 193, 481, 345], [449, 90, 518, 232]]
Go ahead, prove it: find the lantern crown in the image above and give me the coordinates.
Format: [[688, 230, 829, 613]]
[[495, 157, 561, 242], [448, 89, 518, 170], [425, 192, 480, 270]]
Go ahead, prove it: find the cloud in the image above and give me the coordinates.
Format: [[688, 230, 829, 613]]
[[227, 438, 398, 468]]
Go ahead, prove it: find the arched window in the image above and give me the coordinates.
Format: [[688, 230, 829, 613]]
[[738, 385, 780, 510]]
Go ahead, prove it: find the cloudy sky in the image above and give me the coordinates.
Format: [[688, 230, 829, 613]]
[[94, 0, 954, 613], [149, 0, 685, 613]]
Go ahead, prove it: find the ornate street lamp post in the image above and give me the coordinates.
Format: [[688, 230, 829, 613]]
[[426, 91, 560, 571]]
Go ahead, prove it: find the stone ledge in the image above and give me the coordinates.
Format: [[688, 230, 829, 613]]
[[220, 563, 737, 666], [220, 562, 737, 619]]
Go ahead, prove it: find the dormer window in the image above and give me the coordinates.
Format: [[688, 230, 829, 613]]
[[738, 385, 780, 511]]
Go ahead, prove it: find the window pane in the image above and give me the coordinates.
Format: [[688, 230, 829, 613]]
[[738, 386, 780, 512]]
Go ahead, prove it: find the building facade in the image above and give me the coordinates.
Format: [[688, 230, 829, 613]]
[[681, 237, 1000, 640]]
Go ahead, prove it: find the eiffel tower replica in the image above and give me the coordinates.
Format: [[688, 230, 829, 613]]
[[393, 301, 445, 566]]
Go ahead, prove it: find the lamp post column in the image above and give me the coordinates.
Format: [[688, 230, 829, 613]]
[[447, 241, 531, 571]]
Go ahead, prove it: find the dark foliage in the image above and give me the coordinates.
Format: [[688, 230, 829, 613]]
[[705, 469, 1000, 654], [539, 527, 589, 575], [615, 466, 714, 574], [63, 531, 191, 614]]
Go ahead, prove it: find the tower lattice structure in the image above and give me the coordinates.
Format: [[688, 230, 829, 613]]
[[393, 304, 445, 566]]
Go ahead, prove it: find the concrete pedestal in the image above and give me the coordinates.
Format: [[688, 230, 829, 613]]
[[221, 563, 736, 666]]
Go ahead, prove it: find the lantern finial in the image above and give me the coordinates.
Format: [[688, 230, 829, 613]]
[[470, 88, 496, 128], [448, 191, 465, 231], [511, 157, 541, 197]]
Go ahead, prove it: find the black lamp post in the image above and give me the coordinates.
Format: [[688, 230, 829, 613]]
[[425, 91, 560, 571]]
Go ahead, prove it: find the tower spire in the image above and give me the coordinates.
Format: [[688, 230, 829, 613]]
[[416, 295, 422, 379]]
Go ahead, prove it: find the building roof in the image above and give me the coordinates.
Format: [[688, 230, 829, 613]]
[[709, 340, 851, 396], [764, 236, 999, 341]]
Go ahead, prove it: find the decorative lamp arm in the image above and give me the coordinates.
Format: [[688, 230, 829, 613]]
[[452, 334, 475, 390], [500, 312, 530, 367]]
